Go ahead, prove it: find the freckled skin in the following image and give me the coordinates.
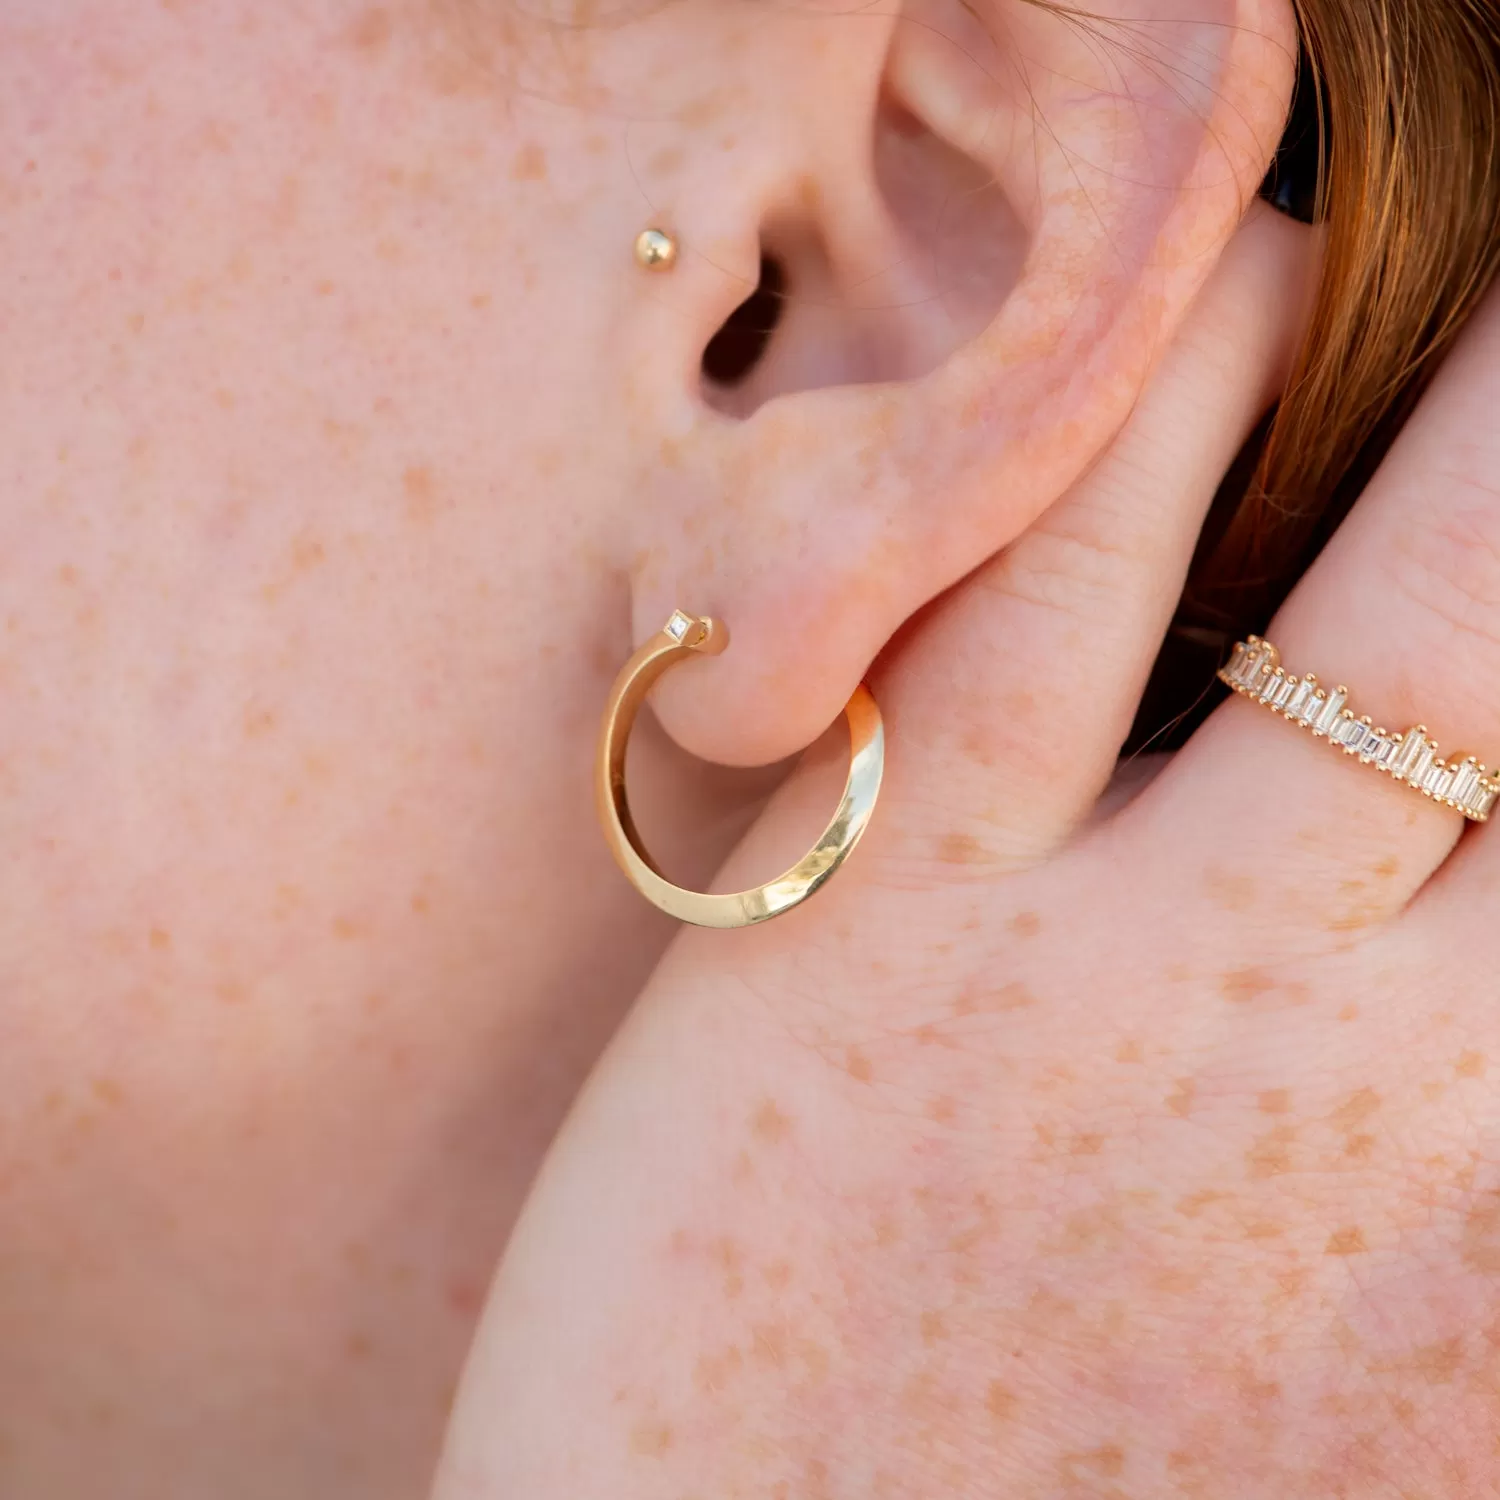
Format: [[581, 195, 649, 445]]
[[937, 831, 986, 865], [629, 1421, 674, 1456], [0, 0, 808, 1495], [1166, 1079, 1196, 1117], [15, 1, 1495, 1498], [752, 1101, 794, 1144], [1206, 866, 1257, 911], [510, 141, 548, 180], [1222, 967, 1276, 1003], [447, 788, 1500, 1500]]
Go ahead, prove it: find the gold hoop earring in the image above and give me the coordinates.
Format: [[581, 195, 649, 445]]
[[596, 610, 885, 929]]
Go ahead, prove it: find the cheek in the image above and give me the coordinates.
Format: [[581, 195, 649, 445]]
[[0, 0, 650, 1377], [2, 0, 633, 564]]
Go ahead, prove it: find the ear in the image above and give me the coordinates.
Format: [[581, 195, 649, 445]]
[[615, 0, 1298, 767]]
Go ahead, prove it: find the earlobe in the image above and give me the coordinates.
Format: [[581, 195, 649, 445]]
[[627, 0, 1298, 770]]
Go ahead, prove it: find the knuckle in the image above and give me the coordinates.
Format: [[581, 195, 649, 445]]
[[1381, 482, 1500, 661], [999, 518, 1149, 621]]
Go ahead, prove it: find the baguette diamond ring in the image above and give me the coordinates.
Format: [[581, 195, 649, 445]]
[[1219, 636, 1499, 822]]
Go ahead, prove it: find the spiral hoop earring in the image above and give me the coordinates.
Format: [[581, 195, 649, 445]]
[[596, 611, 885, 929]]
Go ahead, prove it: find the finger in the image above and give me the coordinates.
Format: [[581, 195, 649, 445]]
[[1155, 279, 1500, 931], [873, 206, 1317, 866]]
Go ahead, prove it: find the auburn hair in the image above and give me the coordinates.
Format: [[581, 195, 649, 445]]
[[1131, 0, 1500, 748]]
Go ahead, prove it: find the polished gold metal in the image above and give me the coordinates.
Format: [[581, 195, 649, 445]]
[[634, 228, 679, 271], [1220, 635, 1499, 822], [597, 610, 885, 928]]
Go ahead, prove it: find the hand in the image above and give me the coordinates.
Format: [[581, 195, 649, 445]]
[[434, 208, 1500, 1497]]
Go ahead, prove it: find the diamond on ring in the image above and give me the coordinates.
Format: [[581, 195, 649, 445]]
[[1219, 636, 1500, 822]]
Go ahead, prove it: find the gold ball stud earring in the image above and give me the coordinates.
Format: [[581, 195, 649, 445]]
[[634, 227, 679, 272]]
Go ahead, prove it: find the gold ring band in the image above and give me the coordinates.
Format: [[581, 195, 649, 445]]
[[1220, 636, 1499, 822], [596, 610, 885, 928]]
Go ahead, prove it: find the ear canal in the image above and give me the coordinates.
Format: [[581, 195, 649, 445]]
[[701, 253, 789, 398]]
